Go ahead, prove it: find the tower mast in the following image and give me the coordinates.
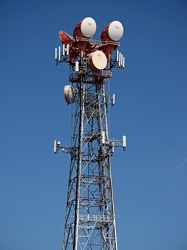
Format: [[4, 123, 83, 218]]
[[54, 17, 126, 250]]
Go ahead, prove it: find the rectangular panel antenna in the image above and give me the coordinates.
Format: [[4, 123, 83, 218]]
[[122, 135, 126, 151], [116, 50, 119, 61], [55, 48, 58, 60], [120, 53, 123, 68], [65, 44, 69, 56], [62, 44, 65, 56], [102, 131, 106, 144], [118, 53, 121, 67], [58, 46, 61, 61], [54, 140, 57, 153], [123, 56, 125, 68], [75, 61, 79, 72], [112, 94, 115, 106]]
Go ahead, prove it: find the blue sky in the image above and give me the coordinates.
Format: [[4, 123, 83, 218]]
[[0, 0, 187, 249]]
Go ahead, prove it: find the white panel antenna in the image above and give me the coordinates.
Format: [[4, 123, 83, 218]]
[[62, 44, 65, 56], [54, 140, 61, 153], [66, 44, 69, 56], [118, 52, 121, 67], [58, 46, 61, 61], [55, 48, 58, 60], [75, 61, 79, 72], [116, 50, 119, 61], [122, 56, 125, 68], [120, 54, 123, 67], [54, 140, 57, 153], [112, 94, 115, 106], [102, 131, 106, 144], [122, 135, 126, 151]]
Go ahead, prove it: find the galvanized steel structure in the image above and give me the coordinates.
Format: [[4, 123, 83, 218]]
[[54, 17, 126, 250]]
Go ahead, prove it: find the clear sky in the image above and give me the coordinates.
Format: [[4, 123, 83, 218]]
[[0, 0, 187, 250]]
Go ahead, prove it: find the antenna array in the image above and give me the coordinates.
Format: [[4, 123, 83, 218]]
[[54, 17, 126, 250]]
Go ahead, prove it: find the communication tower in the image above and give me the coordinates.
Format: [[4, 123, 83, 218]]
[[54, 17, 126, 250]]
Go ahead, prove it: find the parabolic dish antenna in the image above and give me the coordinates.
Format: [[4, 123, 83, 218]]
[[100, 20, 124, 41], [64, 85, 75, 104], [73, 17, 97, 38], [88, 50, 107, 71]]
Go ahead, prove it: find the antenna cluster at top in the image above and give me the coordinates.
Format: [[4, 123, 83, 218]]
[[55, 17, 125, 71]]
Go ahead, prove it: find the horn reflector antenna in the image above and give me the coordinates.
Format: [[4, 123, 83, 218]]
[[100, 21, 124, 41], [73, 17, 97, 38]]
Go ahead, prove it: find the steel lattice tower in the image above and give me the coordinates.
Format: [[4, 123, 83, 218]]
[[54, 17, 126, 250]]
